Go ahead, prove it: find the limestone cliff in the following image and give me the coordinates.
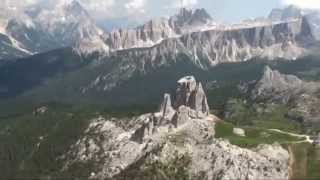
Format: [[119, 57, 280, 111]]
[[109, 17, 314, 70]]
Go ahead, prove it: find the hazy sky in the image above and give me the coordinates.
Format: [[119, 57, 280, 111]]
[[3, 0, 320, 23]]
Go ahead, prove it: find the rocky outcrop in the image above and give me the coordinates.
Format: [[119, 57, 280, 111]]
[[174, 76, 210, 115], [314, 134, 320, 146], [252, 66, 304, 103], [64, 76, 290, 179], [0, 32, 31, 60], [131, 76, 212, 142], [252, 66, 320, 124]]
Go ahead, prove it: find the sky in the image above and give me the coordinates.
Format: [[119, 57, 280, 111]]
[[2, 0, 320, 23]]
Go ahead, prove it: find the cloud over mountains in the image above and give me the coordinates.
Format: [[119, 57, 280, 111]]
[[282, 0, 320, 9]]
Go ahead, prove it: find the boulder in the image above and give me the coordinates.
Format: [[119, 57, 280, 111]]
[[233, 128, 246, 137], [314, 133, 320, 146]]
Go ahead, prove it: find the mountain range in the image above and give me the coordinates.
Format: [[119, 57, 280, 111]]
[[1, 2, 319, 62], [1, 2, 320, 103], [1, 2, 320, 179]]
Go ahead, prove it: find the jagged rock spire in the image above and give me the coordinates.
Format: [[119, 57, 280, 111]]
[[132, 75, 213, 143], [190, 82, 210, 115], [159, 93, 175, 118], [174, 76, 197, 108], [174, 76, 210, 115]]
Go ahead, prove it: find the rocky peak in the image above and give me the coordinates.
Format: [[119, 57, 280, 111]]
[[169, 8, 213, 34], [268, 5, 320, 41], [191, 82, 210, 115], [261, 66, 279, 82], [253, 66, 320, 124], [130, 76, 212, 142], [173, 8, 193, 24], [104, 8, 215, 51], [269, 5, 302, 21], [64, 0, 89, 18], [174, 76, 210, 115], [191, 8, 213, 23], [159, 93, 175, 118], [172, 8, 212, 26], [261, 66, 303, 87], [305, 11, 320, 40], [252, 66, 304, 103], [4, 0, 105, 55]]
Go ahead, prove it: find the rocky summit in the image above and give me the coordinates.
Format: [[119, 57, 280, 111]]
[[253, 66, 320, 124], [64, 76, 290, 180]]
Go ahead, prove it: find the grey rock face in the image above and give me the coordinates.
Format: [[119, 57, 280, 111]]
[[306, 12, 320, 40], [169, 8, 213, 34], [187, 140, 289, 180], [5, 1, 105, 56], [106, 18, 314, 71], [252, 66, 320, 124], [252, 66, 303, 103], [269, 5, 303, 21], [268, 5, 320, 40], [159, 93, 175, 118], [314, 134, 320, 146], [0, 33, 31, 60], [191, 83, 210, 115], [104, 8, 214, 51], [65, 116, 289, 180], [132, 76, 211, 141], [105, 18, 177, 50], [174, 76, 197, 108], [174, 76, 210, 115]]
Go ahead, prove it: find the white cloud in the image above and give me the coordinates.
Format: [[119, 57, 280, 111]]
[[181, 0, 198, 7], [0, 0, 147, 22], [170, 0, 198, 9], [2, 0, 37, 10], [78, 0, 115, 19], [125, 0, 146, 13], [282, 0, 320, 9], [79, 0, 115, 11]]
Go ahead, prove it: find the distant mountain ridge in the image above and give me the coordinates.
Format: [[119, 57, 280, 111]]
[[1, 1, 319, 63], [268, 5, 320, 40], [0, 1, 320, 105], [104, 8, 216, 51], [0, 0, 105, 60]]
